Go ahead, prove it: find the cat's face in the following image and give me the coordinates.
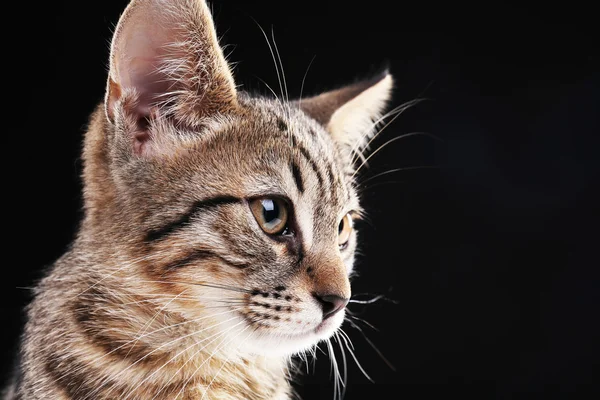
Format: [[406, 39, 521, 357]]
[[91, 0, 392, 357], [119, 98, 358, 355]]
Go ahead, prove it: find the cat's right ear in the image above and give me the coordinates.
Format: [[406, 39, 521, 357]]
[[298, 71, 394, 162], [105, 0, 238, 155]]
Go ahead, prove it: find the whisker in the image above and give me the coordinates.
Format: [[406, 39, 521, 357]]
[[111, 314, 242, 394], [347, 319, 396, 372], [125, 290, 188, 359], [298, 55, 317, 107], [358, 165, 441, 188], [346, 314, 379, 332], [271, 27, 289, 104], [326, 338, 342, 400], [348, 294, 386, 305], [116, 296, 245, 306], [356, 179, 406, 196], [335, 332, 348, 399], [199, 304, 248, 309], [92, 313, 244, 398], [200, 327, 254, 400], [131, 320, 245, 400], [310, 345, 318, 374], [132, 279, 254, 294], [174, 324, 250, 399], [250, 17, 284, 106], [337, 328, 374, 383], [349, 99, 426, 165], [116, 291, 244, 300], [299, 351, 309, 374], [71, 253, 158, 299], [252, 74, 281, 102], [338, 328, 355, 351], [353, 132, 441, 178]]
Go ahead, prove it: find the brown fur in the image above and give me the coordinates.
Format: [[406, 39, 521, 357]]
[[3, 0, 394, 399]]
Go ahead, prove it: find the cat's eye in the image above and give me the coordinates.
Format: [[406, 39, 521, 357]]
[[338, 213, 354, 248], [250, 198, 290, 236]]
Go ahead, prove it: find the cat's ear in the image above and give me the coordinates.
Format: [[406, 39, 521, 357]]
[[299, 71, 393, 157], [105, 0, 237, 152]]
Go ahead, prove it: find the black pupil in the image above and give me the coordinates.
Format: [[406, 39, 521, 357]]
[[339, 219, 344, 234], [262, 199, 280, 223]]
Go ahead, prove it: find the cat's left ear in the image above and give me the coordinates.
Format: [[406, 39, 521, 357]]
[[105, 0, 238, 140], [298, 71, 394, 158]]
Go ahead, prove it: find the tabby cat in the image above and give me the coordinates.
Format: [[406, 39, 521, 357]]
[[3, 0, 393, 398]]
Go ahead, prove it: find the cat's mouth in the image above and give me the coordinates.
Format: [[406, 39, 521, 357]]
[[286, 320, 332, 338], [319, 319, 338, 332], [239, 308, 342, 335], [233, 307, 345, 356]]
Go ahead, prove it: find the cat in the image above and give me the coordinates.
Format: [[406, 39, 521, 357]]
[[3, 0, 393, 398]]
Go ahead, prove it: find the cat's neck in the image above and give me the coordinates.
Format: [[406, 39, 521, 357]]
[[28, 249, 292, 399]]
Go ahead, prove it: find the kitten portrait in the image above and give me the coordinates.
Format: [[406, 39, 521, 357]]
[[6, 0, 597, 399], [2, 0, 395, 398]]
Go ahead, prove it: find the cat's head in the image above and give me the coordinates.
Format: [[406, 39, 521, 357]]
[[85, 0, 393, 357]]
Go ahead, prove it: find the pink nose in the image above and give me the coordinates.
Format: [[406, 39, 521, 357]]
[[314, 294, 349, 320]]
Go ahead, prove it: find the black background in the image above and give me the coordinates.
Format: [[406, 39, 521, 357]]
[[3, 0, 599, 399]]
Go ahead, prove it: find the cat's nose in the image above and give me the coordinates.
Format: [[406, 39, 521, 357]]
[[314, 294, 349, 320]]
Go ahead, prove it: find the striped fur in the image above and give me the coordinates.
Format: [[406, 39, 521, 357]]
[[4, 0, 393, 399]]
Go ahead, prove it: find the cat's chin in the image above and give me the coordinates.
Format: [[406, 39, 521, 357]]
[[234, 311, 345, 358]]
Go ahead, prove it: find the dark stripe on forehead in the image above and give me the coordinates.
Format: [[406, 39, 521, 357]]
[[297, 145, 324, 188], [277, 118, 288, 131], [288, 129, 333, 201], [331, 161, 352, 202], [325, 164, 337, 199], [291, 161, 305, 193], [145, 196, 241, 243]]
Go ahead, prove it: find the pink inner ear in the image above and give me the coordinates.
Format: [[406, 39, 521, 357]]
[[118, 28, 172, 115], [110, 29, 174, 156], [126, 62, 167, 117]]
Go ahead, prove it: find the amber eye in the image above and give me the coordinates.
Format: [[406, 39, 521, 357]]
[[250, 198, 290, 235], [338, 213, 354, 248]]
